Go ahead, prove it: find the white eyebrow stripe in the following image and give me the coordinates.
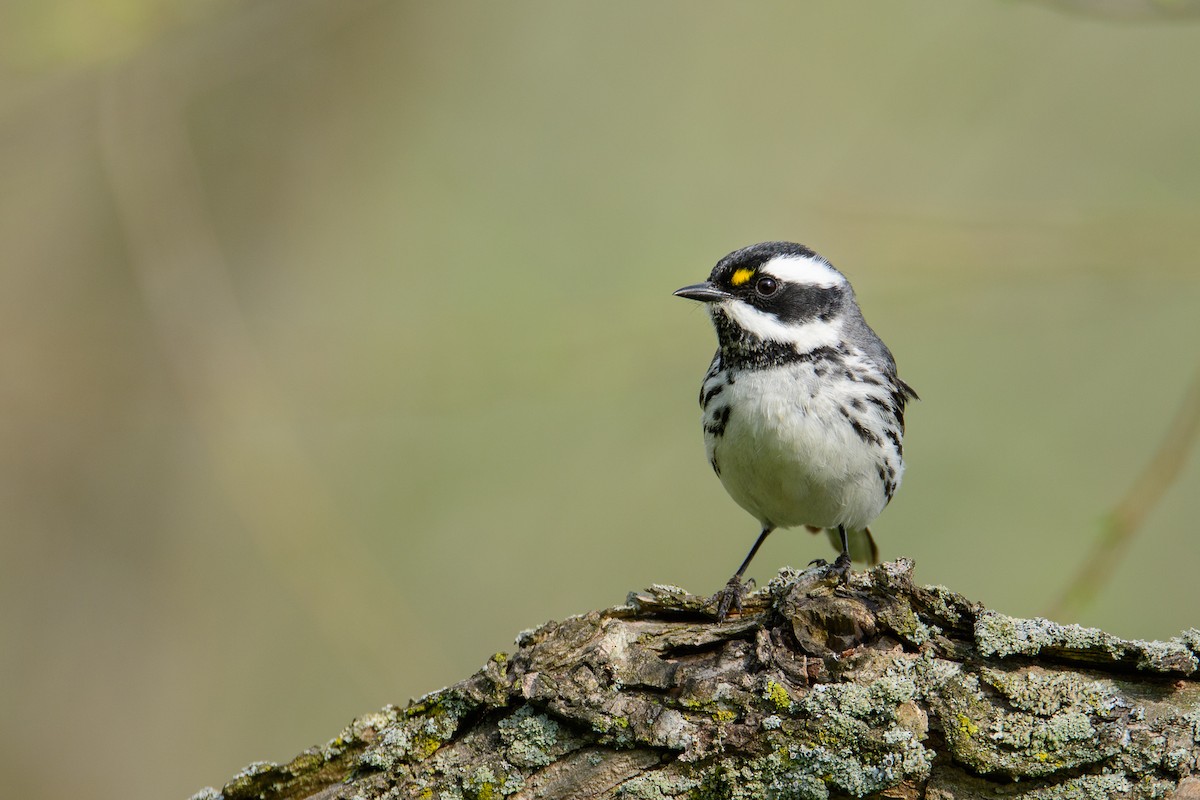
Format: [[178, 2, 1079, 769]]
[[760, 254, 846, 288]]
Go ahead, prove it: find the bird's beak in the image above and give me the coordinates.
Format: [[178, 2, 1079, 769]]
[[673, 282, 731, 302]]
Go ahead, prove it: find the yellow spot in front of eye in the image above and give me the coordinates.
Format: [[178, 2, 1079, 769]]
[[730, 268, 755, 287]]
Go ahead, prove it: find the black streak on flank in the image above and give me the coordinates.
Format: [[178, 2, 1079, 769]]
[[866, 390, 907, 434], [883, 427, 902, 456], [876, 463, 898, 502], [878, 462, 897, 501], [701, 383, 724, 409], [840, 406, 881, 446], [891, 385, 917, 429], [705, 406, 731, 437], [710, 456, 721, 476], [866, 395, 896, 415]]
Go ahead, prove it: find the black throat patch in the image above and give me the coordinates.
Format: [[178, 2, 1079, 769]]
[[710, 309, 847, 371]]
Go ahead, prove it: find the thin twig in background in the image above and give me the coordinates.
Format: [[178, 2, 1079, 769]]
[[1050, 366, 1200, 620]]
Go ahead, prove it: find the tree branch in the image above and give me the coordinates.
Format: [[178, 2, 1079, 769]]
[[192, 561, 1200, 800]]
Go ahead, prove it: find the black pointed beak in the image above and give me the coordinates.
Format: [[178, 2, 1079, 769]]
[[673, 282, 731, 302]]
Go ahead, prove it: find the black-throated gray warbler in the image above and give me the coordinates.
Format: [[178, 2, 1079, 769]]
[[675, 241, 917, 619]]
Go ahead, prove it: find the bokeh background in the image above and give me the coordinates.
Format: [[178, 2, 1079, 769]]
[[2, 1, 1199, 798]]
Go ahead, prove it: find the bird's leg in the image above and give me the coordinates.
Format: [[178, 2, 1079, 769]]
[[712, 526, 773, 621], [807, 525, 853, 583], [831, 524, 853, 578]]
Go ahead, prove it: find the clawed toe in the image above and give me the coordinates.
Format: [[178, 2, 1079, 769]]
[[809, 553, 852, 583], [711, 576, 752, 621], [828, 552, 853, 583]]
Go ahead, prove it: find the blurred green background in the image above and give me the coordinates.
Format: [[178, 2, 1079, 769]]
[[2, 1, 1199, 798]]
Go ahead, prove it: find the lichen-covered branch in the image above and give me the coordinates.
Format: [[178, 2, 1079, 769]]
[[192, 561, 1200, 800]]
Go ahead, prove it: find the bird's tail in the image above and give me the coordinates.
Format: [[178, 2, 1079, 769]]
[[807, 526, 880, 565]]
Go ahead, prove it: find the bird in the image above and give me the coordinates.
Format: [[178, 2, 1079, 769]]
[[674, 241, 917, 620]]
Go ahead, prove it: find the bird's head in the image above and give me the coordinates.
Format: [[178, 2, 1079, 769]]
[[674, 241, 856, 352]]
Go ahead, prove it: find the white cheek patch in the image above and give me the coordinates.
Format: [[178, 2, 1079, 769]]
[[761, 254, 846, 289], [717, 301, 843, 351]]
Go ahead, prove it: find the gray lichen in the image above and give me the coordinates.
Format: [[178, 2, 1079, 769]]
[[975, 610, 1199, 675], [498, 705, 560, 767]]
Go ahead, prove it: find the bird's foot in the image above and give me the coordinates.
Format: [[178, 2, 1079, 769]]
[[808, 552, 853, 584], [711, 575, 755, 621]]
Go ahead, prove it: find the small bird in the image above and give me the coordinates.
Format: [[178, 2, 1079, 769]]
[[674, 242, 917, 619]]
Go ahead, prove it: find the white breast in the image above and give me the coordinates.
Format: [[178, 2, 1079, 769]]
[[704, 364, 896, 532]]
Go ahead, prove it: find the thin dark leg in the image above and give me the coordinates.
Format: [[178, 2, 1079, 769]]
[[831, 524, 852, 579], [733, 526, 774, 582], [711, 526, 774, 621]]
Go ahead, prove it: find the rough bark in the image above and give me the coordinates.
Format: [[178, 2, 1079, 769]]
[[192, 560, 1200, 800]]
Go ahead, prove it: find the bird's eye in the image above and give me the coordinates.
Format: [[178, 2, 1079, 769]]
[[755, 276, 779, 296]]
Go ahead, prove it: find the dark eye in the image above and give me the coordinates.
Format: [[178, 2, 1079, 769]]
[[755, 276, 779, 296]]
